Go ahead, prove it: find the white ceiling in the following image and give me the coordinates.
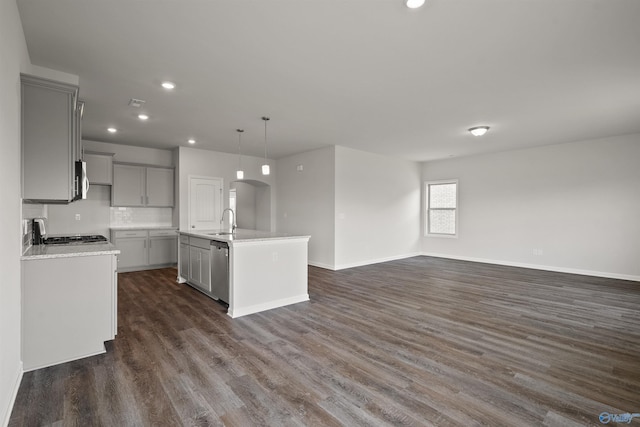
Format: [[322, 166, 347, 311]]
[[16, 0, 640, 162]]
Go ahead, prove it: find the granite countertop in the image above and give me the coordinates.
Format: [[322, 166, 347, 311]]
[[22, 243, 120, 260], [179, 228, 310, 244]]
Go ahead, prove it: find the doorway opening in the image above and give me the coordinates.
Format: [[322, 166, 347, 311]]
[[230, 180, 271, 231]]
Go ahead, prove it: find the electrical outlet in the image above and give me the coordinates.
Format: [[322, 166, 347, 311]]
[[272, 252, 279, 262], [75, 214, 81, 221]]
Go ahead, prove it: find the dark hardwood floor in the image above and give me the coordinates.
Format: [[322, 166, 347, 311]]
[[9, 257, 640, 426]]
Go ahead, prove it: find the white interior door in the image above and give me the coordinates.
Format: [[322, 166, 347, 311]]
[[188, 176, 223, 230]]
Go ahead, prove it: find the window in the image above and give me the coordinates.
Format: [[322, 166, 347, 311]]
[[425, 180, 458, 236]]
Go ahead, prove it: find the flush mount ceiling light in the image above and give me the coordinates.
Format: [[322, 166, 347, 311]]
[[107, 127, 117, 133], [188, 138, 196, 144], [236, 129, 244, 180], [261, 116, 270, 176], [161, 81, 175, 90], [405, 0, 425, 9], [468, 126, 490, 136], [138, 114, 149, 121]]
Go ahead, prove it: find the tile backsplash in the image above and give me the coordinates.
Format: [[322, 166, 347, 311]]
[[110, 207, 173, 227]]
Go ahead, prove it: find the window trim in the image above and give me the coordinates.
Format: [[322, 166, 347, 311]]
[[425, 179, 458, 238]]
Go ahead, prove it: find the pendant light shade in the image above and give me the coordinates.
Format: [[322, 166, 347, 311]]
[[261, 116, 270, 176], [236, 129, 244, 179]]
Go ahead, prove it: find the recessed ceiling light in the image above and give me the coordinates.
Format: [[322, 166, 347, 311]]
[[468, 126, 490, 136], [405, 0, 425, 9], [107, 127, 117, 133], [138, 114, 149, 121], [188, 139, 196, 144], [161, 81, 175, 90]]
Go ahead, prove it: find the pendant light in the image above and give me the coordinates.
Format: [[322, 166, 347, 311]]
[[236, 129, 244, 179], [261, 116, 271, 175]]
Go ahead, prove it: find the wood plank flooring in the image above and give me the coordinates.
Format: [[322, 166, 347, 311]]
[[9, 256, 640, 426]]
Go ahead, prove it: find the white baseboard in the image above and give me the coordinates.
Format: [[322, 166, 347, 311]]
[[2, 362, 23, 427], [421, 252, 640, 282], [227, 294, 310, 318], [333, 252, 422, 271], [308, 261, 336, 271]]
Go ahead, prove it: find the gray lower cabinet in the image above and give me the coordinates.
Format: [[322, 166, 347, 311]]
[[111, 229, 177, 272], [22, 253, 117, 371], [149, 235, 178, 265]]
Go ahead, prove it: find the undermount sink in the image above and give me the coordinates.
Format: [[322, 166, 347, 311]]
[[206, 232, 234, 236]]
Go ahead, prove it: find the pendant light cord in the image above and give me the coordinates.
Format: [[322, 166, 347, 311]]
[[262, 117, 270, 160], [236, 129, 244, 169]]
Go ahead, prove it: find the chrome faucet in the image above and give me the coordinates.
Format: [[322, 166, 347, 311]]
[[221, 208, 237, 233]]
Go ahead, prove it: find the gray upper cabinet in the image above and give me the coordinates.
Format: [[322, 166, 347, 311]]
[[85, 152, 114, 185], [21, 74, 80, 202], [146, 167, 174, 207], [112, 164, 145, 206], [112, 163, 174, 207]]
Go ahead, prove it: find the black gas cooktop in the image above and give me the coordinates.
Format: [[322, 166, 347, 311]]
[[43, 235, 108, 245]]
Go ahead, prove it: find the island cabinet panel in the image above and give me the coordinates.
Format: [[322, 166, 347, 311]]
[[22, 254, 117, 371], [188, 245, 211, 292], [179, 235, 190, 279]]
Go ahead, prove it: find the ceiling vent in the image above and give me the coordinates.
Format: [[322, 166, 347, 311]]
[[128, 98, 146, 108]]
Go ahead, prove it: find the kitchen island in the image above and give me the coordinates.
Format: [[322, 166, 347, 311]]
[[178, 229, 310, 318]]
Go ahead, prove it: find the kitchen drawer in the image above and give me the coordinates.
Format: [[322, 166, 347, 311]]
[[114, 230, 147, 239], [189, 237, 211, 249], [149, 229, 177, 237], [179, 235, 189, 244]]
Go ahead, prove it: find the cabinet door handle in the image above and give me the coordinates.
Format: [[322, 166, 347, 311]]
[[144, 240, 146, 249]]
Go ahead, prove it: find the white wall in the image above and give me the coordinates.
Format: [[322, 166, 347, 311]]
[[276, 147, 336, 268], [421, 134, 640, 280], [334, 146, 421, 269], [46, 186, 111, 237], [0, 0, 30, 423], [177, 146, 276, 231]]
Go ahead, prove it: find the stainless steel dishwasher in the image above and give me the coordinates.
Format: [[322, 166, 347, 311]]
[[210, 241, 229, 303]]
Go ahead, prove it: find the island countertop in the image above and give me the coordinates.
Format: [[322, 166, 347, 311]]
[[179, 229, 310, 244], [22, 243, 120, 260]]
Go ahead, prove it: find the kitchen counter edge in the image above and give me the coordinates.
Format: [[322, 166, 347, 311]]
[[22, 243, 120, 260], [179, 229, 310, 244]]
